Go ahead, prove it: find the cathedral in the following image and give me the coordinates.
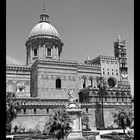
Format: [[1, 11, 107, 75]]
[[6, 7, 132, 131]]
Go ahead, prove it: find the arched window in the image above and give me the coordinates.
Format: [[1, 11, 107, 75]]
[[33, 48, 37, 56], [58, 50, 61, 58], [86, 108, 88, 113], [23, 109, 26, 114], [56, 78, 61, 89], [89, 78, 93, 87], [47, 48, 51, 56], [83, 78, 86, 88], [46, 108, 49, 114], [34, 108, 36, 114]]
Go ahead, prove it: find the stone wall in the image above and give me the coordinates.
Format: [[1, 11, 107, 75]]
[[11, 108, 54, 132], [12, 115, 49, 132], [103, 108, 116, 127]]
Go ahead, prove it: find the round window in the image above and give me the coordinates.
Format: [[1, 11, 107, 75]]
[[108, 78, 116, 88]]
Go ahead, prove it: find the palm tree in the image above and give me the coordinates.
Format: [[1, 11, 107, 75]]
[[96, 76, 108, 128], [44, 108, 72, 140]]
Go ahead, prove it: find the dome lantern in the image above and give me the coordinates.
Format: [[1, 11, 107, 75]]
[[39, 3, 49, 23]]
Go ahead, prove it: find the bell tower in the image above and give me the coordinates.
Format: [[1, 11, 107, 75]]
[[113, 34, 128, 80]]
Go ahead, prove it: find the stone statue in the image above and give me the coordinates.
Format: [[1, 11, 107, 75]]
[[68, 89, 75, 102]]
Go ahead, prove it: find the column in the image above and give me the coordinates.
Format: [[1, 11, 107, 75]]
[[43, 44, 46, 58], [38, 45, 40, 58], [56, 47, 58, 58], [52, 46, 54, 58], [30, 46, 32, 63]]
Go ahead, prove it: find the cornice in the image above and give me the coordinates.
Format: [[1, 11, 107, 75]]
[[25, 35, 63, 47], [6, 64, 31, 71], [31, 58, 101, 70]]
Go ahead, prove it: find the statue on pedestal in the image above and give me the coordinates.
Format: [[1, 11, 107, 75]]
[[66, 89, 85, 140], [68, 89, 75, 103]]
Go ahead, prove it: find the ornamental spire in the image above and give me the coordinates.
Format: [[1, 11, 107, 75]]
[[117, 32, 121, 42], [42, 3, 46, 14], [40, 3, 49, 23]]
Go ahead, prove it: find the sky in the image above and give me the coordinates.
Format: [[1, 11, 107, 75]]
[[6, 0, 134, 95]]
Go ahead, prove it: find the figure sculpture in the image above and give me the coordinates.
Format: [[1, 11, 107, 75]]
[[68, 89, 75, 103]]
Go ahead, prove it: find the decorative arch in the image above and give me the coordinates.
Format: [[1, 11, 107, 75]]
[[115, 92, 120, 102], [15, 81, 25, 92], [81, 75, 87, 80], [25, 81, 30, 92], [7, 80, 14, 92], [121, 92, 125, 102], [7, 80, 13, 85], [81, 76, 87, 88]]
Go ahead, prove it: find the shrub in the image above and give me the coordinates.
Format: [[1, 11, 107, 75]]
[[6, 92, 21, 133], [113, 107, 134, 134], [88, 135, 96, 140], [17, 124, 25, 132], [26, 128, 35, 133]]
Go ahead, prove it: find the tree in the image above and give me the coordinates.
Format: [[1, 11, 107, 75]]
[[96, 76, 108, 128], [6, 92, 20, 133], [44, 108, 72, 140], [113, 107, 134, 135]]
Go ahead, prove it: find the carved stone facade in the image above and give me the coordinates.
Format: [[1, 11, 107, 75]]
[[6, 64, 30, 98], [6, 8, 132, 131]]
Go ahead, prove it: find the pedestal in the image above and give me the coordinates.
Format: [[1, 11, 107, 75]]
[[66, 102, 86, 140]]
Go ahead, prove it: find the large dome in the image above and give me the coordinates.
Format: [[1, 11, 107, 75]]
[[29, 22, 60, 39]]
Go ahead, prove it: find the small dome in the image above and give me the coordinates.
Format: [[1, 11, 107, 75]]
[[29, 22, 60, 39]]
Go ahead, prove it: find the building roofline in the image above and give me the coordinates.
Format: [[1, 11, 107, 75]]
[[31, 58, 101, 69], [6, 64, 31, 70]]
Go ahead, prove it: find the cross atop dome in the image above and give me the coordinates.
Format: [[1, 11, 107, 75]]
[[40, 3, 49, 23]]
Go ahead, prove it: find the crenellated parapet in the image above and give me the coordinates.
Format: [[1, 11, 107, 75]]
[[6, 64, 31, 71], [78, 85, 132, 105], [78, 62, 100, 68], [12, 97, 69, 108], [85, 55, 118, 65]]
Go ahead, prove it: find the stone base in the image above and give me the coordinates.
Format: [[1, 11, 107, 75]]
[[67, 131, 86, 140]]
